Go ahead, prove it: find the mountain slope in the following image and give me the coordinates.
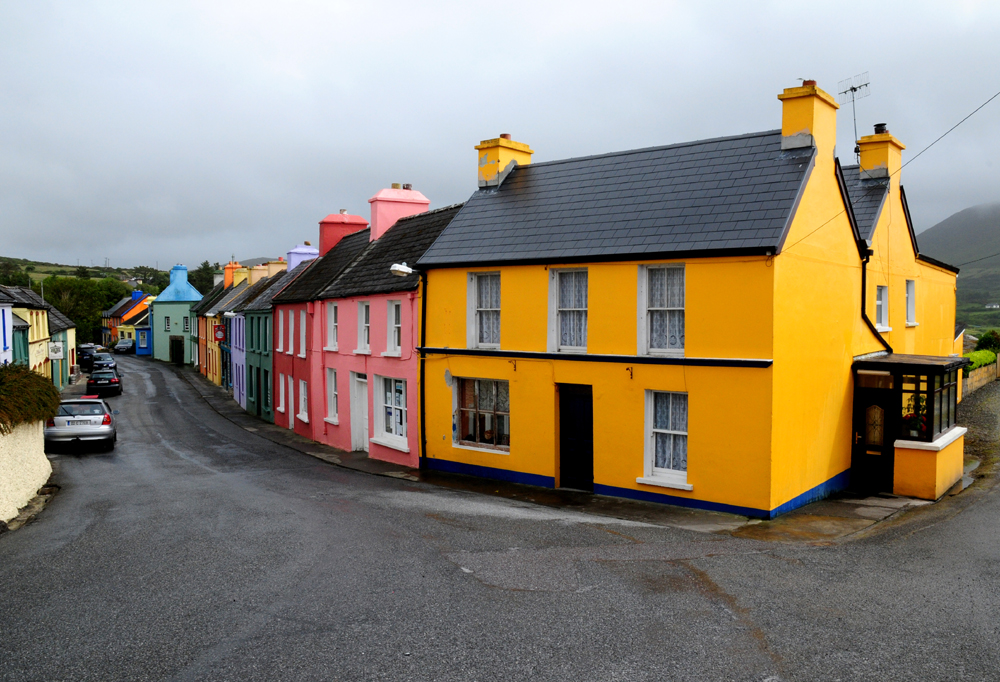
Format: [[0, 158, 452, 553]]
[[917, 202, 1000, 270]]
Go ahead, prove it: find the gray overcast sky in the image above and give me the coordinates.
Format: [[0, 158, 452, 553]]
[[2, 1, 999, 270]]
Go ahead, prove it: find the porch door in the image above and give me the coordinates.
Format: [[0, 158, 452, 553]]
[[852, 372, 897, 494], [559, 384, 594, 492], [351, 373, 369, 453]]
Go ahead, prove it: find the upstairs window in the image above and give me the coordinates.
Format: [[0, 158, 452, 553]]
[[551, 270, 587, 352], [471, 273, 500, 348], [386, 301, 402, 355], [299, 310, 306, 358], [287, 309, 294, 355], [277, 310, 284, 352], [357, 302, 370, 352], [326, 303, 338, 350], [906, 280, 916, 325], [183, 317, 190, 333], [876, 285, 889, 330], [164, 316, 171, 332], [640, 265, 684, 354]]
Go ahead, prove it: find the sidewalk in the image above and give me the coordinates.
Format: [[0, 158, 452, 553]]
[[175, 360, 973, 542]]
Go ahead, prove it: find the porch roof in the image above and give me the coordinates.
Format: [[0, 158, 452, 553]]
[[854, 353, 970, 374]]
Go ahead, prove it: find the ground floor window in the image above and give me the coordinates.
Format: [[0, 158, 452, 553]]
[[263, 369, 270, 408], [138, 332, 147, 348], [298, 379, 309, 422], [901, 370, 958, 442], [326, 368, 338, 422], [277, 372, 285, 412], [247, 366, 254, 400], [644, 391, 688, 485], [455, 378, 510, 450], [373, 376, 407, 448]]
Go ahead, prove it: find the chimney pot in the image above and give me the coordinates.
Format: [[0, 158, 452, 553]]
[[339, 208, 347, 214], [304, 240, 311, 246], [874, 122, 888, 134], [402, 183, 412, 190], [500, 133, 511, 140], [802, 79, 816, 86], [391, 182, 401, 189]]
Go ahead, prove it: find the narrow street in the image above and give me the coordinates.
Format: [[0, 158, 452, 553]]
[[2, 356, 1000, 681]]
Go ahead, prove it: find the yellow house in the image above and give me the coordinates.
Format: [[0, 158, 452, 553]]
[[201, 263, 249, 386], [416, 81, 966, 518], [2, 286, 52, 380]]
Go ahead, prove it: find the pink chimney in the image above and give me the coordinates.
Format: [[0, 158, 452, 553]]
[[368, 183, 430, 242], [319, 209, 368, 255]]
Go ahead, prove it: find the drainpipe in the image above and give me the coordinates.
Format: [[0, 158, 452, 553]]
[[861, 248, 893, 353], [418, 270, 428, 467]]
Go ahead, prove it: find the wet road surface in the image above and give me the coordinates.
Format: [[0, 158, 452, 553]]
[[2, 356, 1000, 681]]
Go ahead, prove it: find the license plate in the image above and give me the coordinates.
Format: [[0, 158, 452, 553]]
[[97, 381, 109, 384], [68, 420, 91, 426]]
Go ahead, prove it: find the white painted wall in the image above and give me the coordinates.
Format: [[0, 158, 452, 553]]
[[0, 421, 51, 523], [0, 303, 12, 365]]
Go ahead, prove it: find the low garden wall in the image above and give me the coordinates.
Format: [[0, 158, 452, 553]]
[[964, 362, 998, 396], [0, 421, 51, 523]]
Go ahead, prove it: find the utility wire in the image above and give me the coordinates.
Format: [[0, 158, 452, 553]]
[[783, 86, 1000, 253]]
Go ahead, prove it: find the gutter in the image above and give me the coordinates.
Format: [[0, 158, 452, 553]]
[[861, 248, 893, 353]]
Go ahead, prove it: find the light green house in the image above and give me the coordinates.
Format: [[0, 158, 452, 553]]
[[149, 265, 203, 364]]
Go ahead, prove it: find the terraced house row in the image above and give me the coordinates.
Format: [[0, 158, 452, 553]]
[[181, 80, 968, 518]]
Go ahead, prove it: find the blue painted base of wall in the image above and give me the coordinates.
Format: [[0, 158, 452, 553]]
[[420, 458, 850, 520], [420, 457, 555, 489]]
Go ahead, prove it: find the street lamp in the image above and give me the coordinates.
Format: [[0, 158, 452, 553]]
[[390, 262, 418, 277]]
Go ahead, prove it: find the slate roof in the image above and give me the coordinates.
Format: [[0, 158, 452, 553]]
[[418, 130, 815, 267], [322, 204, 463, 299], [48, 307, 76, 333], [205, 281, 248, 316], [11, 312, 28, 329], [125, 309, 149, 327], [244, 268, 300, 312], [0, 286, 48, 309], [841, 164, 889, 242], [0, 288, 15, 304], [273, 229, 371, 304], [104, 296, 134, 318], [227, 275, 275, 313], [190, 281, 227, 316]]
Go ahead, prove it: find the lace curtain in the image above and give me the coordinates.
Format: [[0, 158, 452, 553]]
[[653, 392, 687, 471], [648, 267, 684, 350], [477, 274, 501, 345], [558, 271, 588, 347]]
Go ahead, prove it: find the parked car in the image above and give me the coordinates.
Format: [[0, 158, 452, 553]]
[[44, 398, 119, 451], [113, 338, 135, 354], [86, 369, 123, 396], [78, 344, 100, 372], [91, 353, 117, 372]]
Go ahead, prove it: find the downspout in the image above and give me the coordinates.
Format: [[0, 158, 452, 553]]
[[861, 248, 893, 353], [418, 271, 428, 468]]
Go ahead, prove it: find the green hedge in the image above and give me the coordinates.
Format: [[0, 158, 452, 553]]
[[0, 363, 60, 435], [963, 349, 997, 378]]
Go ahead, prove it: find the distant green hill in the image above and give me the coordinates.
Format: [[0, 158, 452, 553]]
[[917, 202, 1000, 333]]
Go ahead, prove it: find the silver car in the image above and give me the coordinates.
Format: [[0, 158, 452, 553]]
[[45, 399, 119, 451]]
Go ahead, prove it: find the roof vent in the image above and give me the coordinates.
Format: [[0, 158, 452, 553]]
[[339, 209, 347, 214], [402, 183, 412, 190], [874, 122, 888, 134]]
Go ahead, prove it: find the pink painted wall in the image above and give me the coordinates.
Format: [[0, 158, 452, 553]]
[[368, 188, 429, 241], [315, 290, 421, 468]]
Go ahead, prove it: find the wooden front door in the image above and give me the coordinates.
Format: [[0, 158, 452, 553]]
[[559, 384, 594, 492]]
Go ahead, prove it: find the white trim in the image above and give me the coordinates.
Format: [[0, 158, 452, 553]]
[[905, 323, 919, 328], [326, 302, 338, 351], [875, 285, 889, 329], [370, 435, 410, 453], [326, 367, 338, 424], [357, 302, 370, 352], [642, 389, 690, 487], [636, 475, 693, 491], [451, 441, 511, 456], [353, 350, 371, 355], [895, 426, 967, 452], [905, 279, 916, 325], [286, 309, 294, 355], [287, 376, 294, 429], [386, 300, 402, 355], [297, 379, 309, 422], [876, 325, 893, 333], [323, 418, 339, 425], [548, 268, 588, 353], [373, 375, 407, 448], [298, 310, 306, 358], [468, 272, 501, 350], [637, 264, 685, 357], [277, 372, 285, 413], [277, 310, 283, 352]]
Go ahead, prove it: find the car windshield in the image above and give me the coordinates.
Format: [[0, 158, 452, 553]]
[[57, 403, 107, 416], [94, 353, 112, 360], [91, 372, 116, 379]]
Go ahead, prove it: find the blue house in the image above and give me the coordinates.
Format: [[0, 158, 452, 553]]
[[148, 265, 204, 364]]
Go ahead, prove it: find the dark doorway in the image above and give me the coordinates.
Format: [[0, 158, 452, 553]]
[[559, 383, 594, 492], [851, 372, 897, 494], [255, 367, 262, 417], [169, 336, 184, 365]]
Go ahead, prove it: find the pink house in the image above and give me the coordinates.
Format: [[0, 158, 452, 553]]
[[313, 203, 462, 468]]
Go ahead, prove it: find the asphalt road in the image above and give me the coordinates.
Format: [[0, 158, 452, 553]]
[[2, 356, 1000, 681]]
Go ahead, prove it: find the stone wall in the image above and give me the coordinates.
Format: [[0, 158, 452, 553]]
[[0, 421, 51, 523], [963, 362, 998, 398]]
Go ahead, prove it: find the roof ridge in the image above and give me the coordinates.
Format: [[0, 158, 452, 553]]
[[519, 129, 782, 171], [392, 202, 466, 224]]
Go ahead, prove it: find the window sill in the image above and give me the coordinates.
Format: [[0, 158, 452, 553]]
[[453, 441, 510, 455], [905, 322, 919, 328], [895, 426, 967, 452], [354, 349, 371, 355], [324, 346, 338, 352], [876, 325, 892, 333], [277, 407, 285, 414], [297, 353, 306, 359], [472, 344, 500, 351], [643, 349, 685, 358], [555, 347, 587, 354], [324, 417, 339, 426], [297, 413, 309, 424], [381, 350, 401, 358], [636, 475, 693, 491], [370, 435, 409, 453]]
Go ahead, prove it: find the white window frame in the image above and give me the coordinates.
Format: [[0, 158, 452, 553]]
[[466, 272, 501, 349], [637, 264, 685, 356], [356, 302, 371, 354], [164, 316, 171, 332], [384, 301, 402, 357], [905, 279, 917, 326], [876, 285, 891, 331], [277, 372, 285, 412], [325, 302, 338, 351], [287, 309, 294, 355], [451, 377, 511, 453], [325, 368, 338, 424], [183, 316, 190, 333], [371, 375, 408, 452], [547, 268, 588, 353], [298, 379, 309, 422], [287, 376, 294, 429], [298, 310, 307, 358], [277, 310, 284, 352], [637, 390, 692, 491]]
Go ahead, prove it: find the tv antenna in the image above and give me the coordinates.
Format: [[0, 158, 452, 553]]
[[838, 72, 871, 163]]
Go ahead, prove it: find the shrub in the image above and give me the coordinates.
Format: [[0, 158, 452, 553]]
[[963, 349, 997, 378], [0, 364, 60, 435], [975, 330, 1000, 353]]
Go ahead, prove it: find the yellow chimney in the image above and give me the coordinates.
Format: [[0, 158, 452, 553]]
[[232, 267, 249, 287], [475, 133, 533, 187], [266, 259, 288, 278], [776, 80, 839, 152], [858, 123, 905, 186]]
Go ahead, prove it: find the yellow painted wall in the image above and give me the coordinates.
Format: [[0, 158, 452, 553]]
[[206, 314, 222, 385], [14, 307, 51, 379], [893, 434, 964, 500]]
